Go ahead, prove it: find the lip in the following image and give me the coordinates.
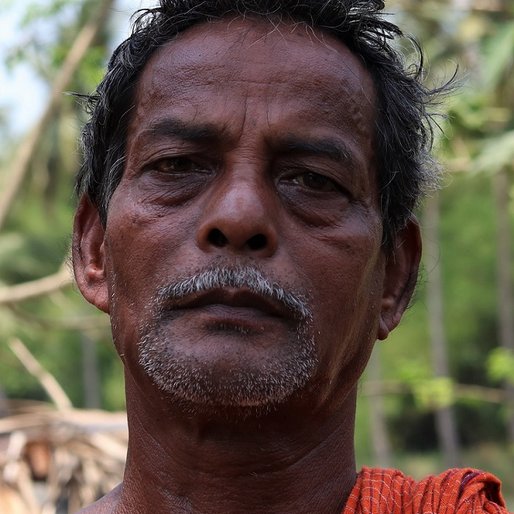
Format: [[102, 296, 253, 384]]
[[165, 289, 292, 319]]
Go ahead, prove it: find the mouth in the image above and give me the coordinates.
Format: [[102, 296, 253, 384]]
[[165, 289, 292, 319], [158, 289, 296, 335]]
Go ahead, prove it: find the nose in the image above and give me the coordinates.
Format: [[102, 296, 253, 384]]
[[196, 176, 278, 258]]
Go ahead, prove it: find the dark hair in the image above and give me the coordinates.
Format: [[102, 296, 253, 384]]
[[77, 0, 445, 247]]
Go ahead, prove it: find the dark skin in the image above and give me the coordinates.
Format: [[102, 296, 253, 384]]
[[73, 18, 421, 514]]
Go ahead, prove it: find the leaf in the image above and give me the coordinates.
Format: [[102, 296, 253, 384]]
[[487, 348, 514, 385], [482, 22, 514, 90], [413, 377, 456, 410], [396, 359, 431, 384], [472, 130, 514, 174]]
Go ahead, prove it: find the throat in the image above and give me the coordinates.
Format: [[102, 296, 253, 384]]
[[118, 386, 359, 514]]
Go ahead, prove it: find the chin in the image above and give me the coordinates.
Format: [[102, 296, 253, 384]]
[[137, 325, 318, 415]]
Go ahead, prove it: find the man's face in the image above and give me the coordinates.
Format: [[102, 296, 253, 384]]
[[75, 17, 418, 416]]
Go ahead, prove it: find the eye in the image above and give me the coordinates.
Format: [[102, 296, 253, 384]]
[[292, 171, 340, 193], [150, 156, 209, 174]]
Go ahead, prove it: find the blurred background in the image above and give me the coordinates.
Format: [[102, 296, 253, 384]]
[[0, 0, 512, 511]]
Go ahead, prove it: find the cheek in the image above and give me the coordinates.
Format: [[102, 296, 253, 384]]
[[103, 187, 200, 354], [314, 246, 383, 338], [293, 217, 384, 377], [107, 183, 198, 273]]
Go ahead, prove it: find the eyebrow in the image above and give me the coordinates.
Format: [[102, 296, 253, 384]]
[[139, 119, 356, 168], [276, 135, 356, 168], [142, 118, 222, 143]]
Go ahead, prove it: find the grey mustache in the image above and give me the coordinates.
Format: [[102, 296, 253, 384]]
[[154, 266, 311, 320]]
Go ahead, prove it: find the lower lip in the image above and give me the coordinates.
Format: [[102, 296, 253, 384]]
[[171, 304, 284, 331]]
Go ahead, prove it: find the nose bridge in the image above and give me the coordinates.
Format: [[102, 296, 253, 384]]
[[216, 169, 267, 220], [196, 159, 279, 256]]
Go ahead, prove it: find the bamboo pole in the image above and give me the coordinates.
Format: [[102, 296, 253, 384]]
[[8, 339, 72, 411], [0, 0, 116, 230]]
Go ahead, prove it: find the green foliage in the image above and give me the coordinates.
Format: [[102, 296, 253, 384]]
[[0, 0, 115, 410], [413, 377, 456, 411], [3, 0, 108, 93], [20, 0, 78, 22], [358, 0, 514, 469], [482, 22, 514, 90], [487, 348, 514, 385], [473, 131, 514, 174]]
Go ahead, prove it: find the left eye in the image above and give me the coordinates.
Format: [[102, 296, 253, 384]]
[[292, 172, 340, 192]]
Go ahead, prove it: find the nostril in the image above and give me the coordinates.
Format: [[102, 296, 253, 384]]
[[247, 233, 267, 251], [208, 228, 229, 247], [206, 229, 269, 251]]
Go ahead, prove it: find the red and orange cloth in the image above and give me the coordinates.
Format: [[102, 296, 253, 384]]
[[344, 467, 511, 514]]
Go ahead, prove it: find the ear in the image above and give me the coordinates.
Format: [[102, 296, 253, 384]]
[[377, 218, 421, 340], [72, 196, 110, 313]]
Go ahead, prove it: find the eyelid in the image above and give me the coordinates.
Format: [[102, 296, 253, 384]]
[[298, 173, 344, 194], [297, 171, 340, 190], [137, 138, 218, 163], [278, 165, 341, 185], [277, 165, 354, 199], [143, 154, 216, 174]]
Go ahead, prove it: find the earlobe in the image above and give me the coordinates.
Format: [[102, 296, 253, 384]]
[[377, 218, 421, 340], [72, 196, 110, 313]]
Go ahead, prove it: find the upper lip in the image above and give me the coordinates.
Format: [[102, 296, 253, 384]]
[[166, 289, 291, 319]]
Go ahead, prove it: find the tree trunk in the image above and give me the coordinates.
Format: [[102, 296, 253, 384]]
[[367, 345, 392, 467], [0, 384, 8, 418], [424, 193, 461, 467], [81, 335, 101, 409], [492, 168, 514, 443]]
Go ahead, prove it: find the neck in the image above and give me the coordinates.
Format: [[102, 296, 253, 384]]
[[114, 375, 358, 514]]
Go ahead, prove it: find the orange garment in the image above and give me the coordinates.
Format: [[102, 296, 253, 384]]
[[344, 467, 511, 514]]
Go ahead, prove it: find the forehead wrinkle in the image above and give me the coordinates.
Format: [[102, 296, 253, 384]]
[[133, 17, 376, 153], [346, 72, 376, 140], [207, 18, 376, 140], [321, 56, 376, 141]]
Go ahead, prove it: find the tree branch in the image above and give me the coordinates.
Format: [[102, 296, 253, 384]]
[[0, 266, 73, 305], [362, 379, 507, 404], [0, 0, 116, 230], [8, 339, 72, 411]]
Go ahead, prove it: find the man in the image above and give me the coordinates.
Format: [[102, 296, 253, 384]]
[[72, 0, 509, 512]]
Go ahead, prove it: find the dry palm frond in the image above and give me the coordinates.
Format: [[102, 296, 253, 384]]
[[0, 339, 127, 513], [0, 401, 127, 514]]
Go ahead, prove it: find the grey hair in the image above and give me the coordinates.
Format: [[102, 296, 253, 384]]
[[154, 266, 311, 320]]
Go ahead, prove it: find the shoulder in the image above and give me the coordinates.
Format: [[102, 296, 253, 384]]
[[414, 468, 508, 513], [344, 467, 510, 514], [76, 484, 122, 514]]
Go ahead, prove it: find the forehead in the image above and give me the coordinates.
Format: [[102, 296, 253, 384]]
[[130, 16, 376, 157]]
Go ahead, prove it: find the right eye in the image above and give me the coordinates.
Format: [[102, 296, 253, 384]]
[[150, 156, 210, 174]]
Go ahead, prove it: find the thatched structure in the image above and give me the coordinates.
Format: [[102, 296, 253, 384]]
[[0, 401, 127, 513]]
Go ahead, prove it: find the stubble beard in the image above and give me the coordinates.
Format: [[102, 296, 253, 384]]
[[137, 265, 317, 414]]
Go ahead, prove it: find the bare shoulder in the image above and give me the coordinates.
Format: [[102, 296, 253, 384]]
[[76, 484, 122, 514]]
